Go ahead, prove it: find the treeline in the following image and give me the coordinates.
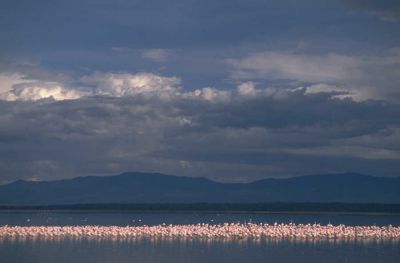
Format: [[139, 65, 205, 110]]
[[0, 203, 400, 214]]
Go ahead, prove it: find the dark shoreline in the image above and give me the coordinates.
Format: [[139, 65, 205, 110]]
[[1, 203, 400, 215], [0, 210, 399, 216]]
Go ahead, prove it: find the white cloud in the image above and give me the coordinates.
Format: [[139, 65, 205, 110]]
[[1, 84, 83, 101], [228, 50, 400, 101], [304, 83, 345, 95], [0, 73, 83, 101], [183, 87, 231, 102], [0, 74, 25, 93], [237, 82, 257, 97], [302, 83, 367, 101], [81, 72, 181, 99], [2, 60, 397, 104]]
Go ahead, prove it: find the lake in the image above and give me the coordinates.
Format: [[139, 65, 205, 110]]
[[0, 212, 399, 263]]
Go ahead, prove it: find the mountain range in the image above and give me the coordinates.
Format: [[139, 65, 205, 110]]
[[0, 172, 399, 205]]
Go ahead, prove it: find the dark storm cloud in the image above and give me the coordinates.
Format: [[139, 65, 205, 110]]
[[182, 91, 399, 131], [1, 84, 399, 183]]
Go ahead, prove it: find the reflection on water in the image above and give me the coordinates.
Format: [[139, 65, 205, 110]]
[[1, 235, 400, 246], [0, 236, 399, 263]]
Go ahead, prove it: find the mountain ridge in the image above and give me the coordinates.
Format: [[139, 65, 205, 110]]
[[0, 172, 399, 205]]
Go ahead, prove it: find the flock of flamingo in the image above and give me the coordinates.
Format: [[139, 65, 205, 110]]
[[1, 223, 399, 240]]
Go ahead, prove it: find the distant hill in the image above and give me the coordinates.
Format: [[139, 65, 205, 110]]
[[0, 172, 399, 205]]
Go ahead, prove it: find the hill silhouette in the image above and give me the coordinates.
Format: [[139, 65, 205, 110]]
[[0, 172, 399, 205]]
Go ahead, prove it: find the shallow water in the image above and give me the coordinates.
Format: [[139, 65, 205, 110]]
[[1, 211, 400, 226], [0, 237, 399, 263], [1, 212, 399, 263]]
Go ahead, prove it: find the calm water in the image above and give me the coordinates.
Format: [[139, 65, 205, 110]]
[[1, 212, 399, 263], [1, 211, 400, 226]]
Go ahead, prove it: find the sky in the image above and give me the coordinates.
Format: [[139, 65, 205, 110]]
[[0, 0, 399, 183]]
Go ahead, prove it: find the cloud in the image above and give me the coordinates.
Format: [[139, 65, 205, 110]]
[[183, 87, 232, 102], [1, 70, 400, 183], [227, 50, 400, 101], [80, 72, 233, 103], [0, 73, 31, 94], [228, 52, 360, 83], [279, 145, 400, 160], [81, 72, 181, 99], [111, 47, 173, 62], [301, 83, 359, 100], [0, 73, 84, 101], [237, 82, 257, 97], [141, 49, 172, 62]]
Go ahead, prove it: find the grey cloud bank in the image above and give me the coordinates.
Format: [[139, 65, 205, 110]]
[[0, 71, 399, 183]]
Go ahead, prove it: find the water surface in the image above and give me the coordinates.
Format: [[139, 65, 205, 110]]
[[1, 211, 400, 226], [0, 237, 399, 263], [1, 212, 399, 263]]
